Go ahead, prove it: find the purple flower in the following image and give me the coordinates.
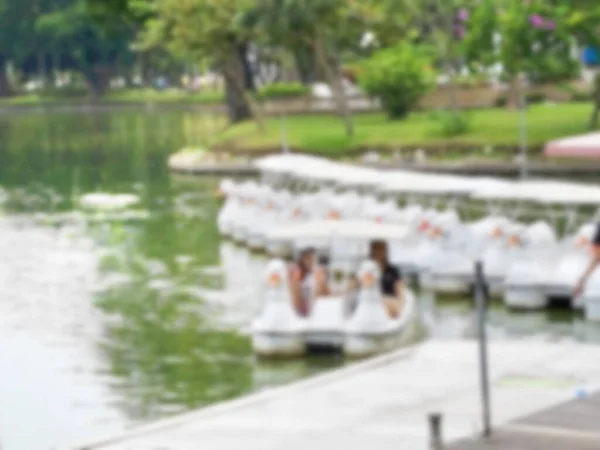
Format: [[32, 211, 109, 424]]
[[529, 14, 544, 28], [544, 20, 556, 30], [457, 8, 469, 22], [455, 25, 465, 39]]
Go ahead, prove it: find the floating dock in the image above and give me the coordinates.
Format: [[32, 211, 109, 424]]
[[74, 339, 600, 450], [167, 152, 600, 178]]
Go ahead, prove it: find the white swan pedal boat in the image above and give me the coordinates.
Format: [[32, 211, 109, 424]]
[[251, 259, 418, 358]]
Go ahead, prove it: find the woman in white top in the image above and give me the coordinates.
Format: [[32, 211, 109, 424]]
[[288, 247, 330, 317]]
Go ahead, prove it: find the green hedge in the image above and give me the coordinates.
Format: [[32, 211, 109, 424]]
[[494, 91, 547, 107], [257, 82, 310, 99]]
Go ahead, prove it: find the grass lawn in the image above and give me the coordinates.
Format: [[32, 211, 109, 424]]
[[104, 88, 223, 104], [0, 88, 225, 105], [0, 83, 308, 106], [211, 102, 597, 158]]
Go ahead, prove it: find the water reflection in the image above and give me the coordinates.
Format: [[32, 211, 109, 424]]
[[422, 289, 600, 343], [0, 111, 273, 450], [0, 217, 118, 450]]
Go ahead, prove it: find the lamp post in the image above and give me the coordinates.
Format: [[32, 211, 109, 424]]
[[474, 261, 492, 437], [518, 73, 528, 180], [280, 114, 289, 153]]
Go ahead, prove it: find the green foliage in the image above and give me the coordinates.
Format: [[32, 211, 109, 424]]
[[358, 44, 435, 119], [428, 110, 472, 137], [257, 82, 309, 100], [463, 0, 599, 84], [138, 0, 258, 63]]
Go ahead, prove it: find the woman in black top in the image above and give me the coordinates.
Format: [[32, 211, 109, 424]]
[[347, 240, 404, 318], [369, 240, 404, 318]]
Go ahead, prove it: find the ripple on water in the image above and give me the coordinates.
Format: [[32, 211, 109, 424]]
[[0, 217, 136, 450], [0, 220, 100, 335]]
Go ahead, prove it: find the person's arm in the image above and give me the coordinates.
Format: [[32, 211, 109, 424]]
[[392, 266, 404, 301], [315, 266, 331, 296], [288, 266, 305, 312], [575, 224, 600, 295], [382, 266, 404, 319]]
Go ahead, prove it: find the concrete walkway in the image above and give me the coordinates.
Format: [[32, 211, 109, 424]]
[[73, 339, 600, 450]]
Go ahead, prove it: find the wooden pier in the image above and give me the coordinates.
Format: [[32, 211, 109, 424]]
[[73, 339, 600, 450]]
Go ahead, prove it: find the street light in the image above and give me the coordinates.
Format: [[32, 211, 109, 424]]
[[280, 114, 289, 153], [518, 73, 528, 179]]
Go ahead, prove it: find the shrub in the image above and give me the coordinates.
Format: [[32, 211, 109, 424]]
[[428, 110, 472, 137], [494, 91, 546, 107], [257, 82, 310, 100], [358, 43, 435, 119], [571, 91, 591, 102], [526, 91, 546, 104], [559, 83, 592, 102], [37, 85, 90, 98], [494, 94, 508, 107]]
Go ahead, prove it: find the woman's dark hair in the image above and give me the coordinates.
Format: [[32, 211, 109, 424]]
[[296, 247, 316, 277], [369, 240, 389, 263]]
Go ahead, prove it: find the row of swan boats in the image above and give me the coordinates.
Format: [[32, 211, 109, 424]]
[[215, 153, 600, 356]]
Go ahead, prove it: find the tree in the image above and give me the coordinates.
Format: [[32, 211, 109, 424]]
[[559, 0, 600, 129], [136, 0, 261, 125], [257, 0, 372, 136], [35, 0, 135, 97], [359, 43, 435, 119], [360, 0, 478, 111], [0, 0, 42, 95], [462, 0, 599, 109], [86, 0, 177, 86]]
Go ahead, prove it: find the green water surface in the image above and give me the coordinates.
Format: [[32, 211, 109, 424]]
[[0, 110, 597, 450]]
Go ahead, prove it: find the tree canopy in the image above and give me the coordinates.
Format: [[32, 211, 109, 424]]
[[0, 0, 597, 126]]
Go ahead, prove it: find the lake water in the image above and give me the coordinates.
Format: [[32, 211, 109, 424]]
[[0, 110, 598, 450]]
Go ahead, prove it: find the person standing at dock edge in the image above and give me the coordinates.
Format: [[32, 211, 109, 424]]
[[574, 224, 600, 297]]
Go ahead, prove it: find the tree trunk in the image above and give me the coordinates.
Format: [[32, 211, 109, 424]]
[[589, 104, 599, 130], [446, 62, 458, 112], [293, 46, 317, 85], [223, 71, 252, 123], [506, 75, 522, 110], [221, 46, 264, 129], [0, 55, 12, 97], [312, 33, 354, 136], [441, 3, 458, 113], [139, 51, 150, 87], [589, 73, 600, 130], [83, 65, 112, 99], [239, 43, 255, 91]]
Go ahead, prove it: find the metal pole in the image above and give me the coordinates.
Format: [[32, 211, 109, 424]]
[[518, 76, 528, 180], [280, 114, 289, 154], [428, 412, 443, 450], [474, 260, 492, 437]]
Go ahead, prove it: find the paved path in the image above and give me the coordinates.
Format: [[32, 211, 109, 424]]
[[447, 390, 600, 449], [72, 339, 600, 450]]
